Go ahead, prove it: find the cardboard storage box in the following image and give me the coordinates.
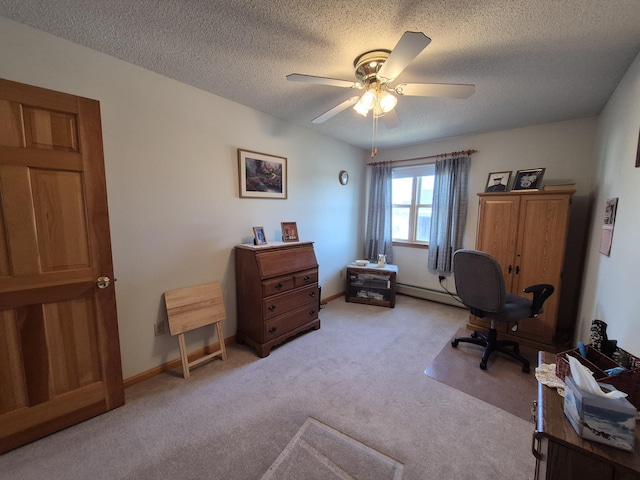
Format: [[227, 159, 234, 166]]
[[564, 375, 636, 451]]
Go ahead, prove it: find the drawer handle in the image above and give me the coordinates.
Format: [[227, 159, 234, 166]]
[[268, 327, 277, 333], [303, 275, 310, 282], [275, 283, 283, 290], [308, 310, 316, 316], [531, 432, 542, 461], [309, 291, 316, 297], [268, 305, 276, 312]]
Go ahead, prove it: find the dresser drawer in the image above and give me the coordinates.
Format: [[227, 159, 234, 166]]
[[263, 284, 318, 320], [294, 269, 318, 288], [264, 303, 319, 342], [262, 276, 294, 296]]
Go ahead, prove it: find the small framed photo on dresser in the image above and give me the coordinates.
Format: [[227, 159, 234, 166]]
[[281, 222, 298, 242], [253, 226, 267, 245]]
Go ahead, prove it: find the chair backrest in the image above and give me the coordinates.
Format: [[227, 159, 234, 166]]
[[453, 249, 506, 313]]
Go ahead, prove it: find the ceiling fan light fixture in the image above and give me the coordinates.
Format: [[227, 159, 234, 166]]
[[353, 100, 369, 117], [377, 90, 397, 113], [360, 90, 377, 110]]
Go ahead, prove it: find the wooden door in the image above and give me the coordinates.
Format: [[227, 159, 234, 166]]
[[475, 194, 520, 289], [472, 194, 520, 332], [0, 78, 123, 454], [511, 194, 571, 343]]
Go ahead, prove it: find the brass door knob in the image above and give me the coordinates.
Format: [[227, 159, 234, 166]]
[[96, 276, 111, 289]]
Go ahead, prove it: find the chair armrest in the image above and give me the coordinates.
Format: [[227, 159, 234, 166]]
[[523, 284, 555, 316]]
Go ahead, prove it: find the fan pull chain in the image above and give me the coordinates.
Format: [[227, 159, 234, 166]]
[[371, 113, 378, 158]]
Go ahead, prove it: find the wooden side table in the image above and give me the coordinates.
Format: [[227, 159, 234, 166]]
[[345, 263, 397, 308], [533, 351, 640, 479]]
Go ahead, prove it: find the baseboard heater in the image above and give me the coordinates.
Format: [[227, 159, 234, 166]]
[[396, 283, 464, 308]]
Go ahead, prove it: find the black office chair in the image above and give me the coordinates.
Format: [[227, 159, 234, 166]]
[[451, 249, 555, 373]]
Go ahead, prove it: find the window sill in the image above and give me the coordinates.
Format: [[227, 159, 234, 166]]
[[392, 241, 428, 249]]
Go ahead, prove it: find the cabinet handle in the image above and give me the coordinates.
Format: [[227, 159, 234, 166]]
[[308, 310, 316, 316], [268, 305, 276, 312], [531, 433, 542, 461], [275, 283, 282, 290], [508, 265, 513, 274], [515, 266, 520, 274], [303, 275, 311, 282], [309, 291, 316, 297], [268, 327, 277, 333]]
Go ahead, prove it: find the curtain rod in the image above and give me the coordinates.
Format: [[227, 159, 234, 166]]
[[367, 149, 477, 166]]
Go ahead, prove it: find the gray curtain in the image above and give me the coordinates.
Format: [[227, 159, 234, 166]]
[[427, 156, 471, 272], [365, 163, 393, 263]]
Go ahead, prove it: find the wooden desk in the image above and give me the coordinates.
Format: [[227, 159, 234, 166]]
[[533, 351, 640, 479]]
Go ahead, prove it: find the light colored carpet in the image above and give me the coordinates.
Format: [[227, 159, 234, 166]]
[[261, 417, 403, 480], [0, 295, 536, 480], [424, 328, 538, 421]]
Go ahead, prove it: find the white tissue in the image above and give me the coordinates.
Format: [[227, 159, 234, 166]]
[[568, 356, 627, 399]]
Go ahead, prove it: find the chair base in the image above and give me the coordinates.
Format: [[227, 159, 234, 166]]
[[451, 328, 530, 373]]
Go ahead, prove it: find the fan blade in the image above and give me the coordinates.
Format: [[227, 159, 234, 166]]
[[378, 31, 431, 81], [287, 74, 360, 89], [312, 96, 360, 124], [381, 109, 400, 129], [395, 83, 475, 99]]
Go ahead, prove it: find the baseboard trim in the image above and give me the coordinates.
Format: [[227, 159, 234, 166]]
[[123, 295, 346, 389], [396, 283, 463, 308], [123, 336, 236, 388]]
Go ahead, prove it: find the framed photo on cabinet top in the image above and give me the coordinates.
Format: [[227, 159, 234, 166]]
[[238, 149, 287, 199], [252, 226, 267, 245], [485, 171, 511, 192], [513, 168, 545, 191], [281, 222, 298, 242]]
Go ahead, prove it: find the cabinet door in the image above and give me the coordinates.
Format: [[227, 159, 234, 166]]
[[512, 194, 570, 343], [476, 195, 520, 290]]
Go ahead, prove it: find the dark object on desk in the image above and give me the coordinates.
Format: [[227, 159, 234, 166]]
[[451, 249, 554, 373]]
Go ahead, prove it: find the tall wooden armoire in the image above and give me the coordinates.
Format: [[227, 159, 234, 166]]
[[467, 190, 574, 350]]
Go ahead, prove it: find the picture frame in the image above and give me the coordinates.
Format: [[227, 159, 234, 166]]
[[513, 168, 545, 191], [485, 171, 511, 192], [252, 226, 267, 245], [238, 149, 287, 199], [281, 222, 299, 242]]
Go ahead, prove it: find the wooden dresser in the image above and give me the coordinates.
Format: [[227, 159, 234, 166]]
[[533, 352, 640, 479], [235, 241, 320, 357]]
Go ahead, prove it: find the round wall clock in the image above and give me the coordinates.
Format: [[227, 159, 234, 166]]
[[339, 170, 349, 185]]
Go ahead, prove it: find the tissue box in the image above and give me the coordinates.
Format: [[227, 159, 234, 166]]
[[564, 375, 636, 451]]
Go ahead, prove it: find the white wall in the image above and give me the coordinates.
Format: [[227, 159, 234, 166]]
[[0, 17, 367, 378], [576, 51, 640, 354]]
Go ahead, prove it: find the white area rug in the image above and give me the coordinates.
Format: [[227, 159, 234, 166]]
[[261, 418, 404, 480]]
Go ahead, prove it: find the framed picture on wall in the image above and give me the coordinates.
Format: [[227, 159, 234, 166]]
[[281, 222, 298, 242], [252, 226, 267, 245], [238, 149, 287, 199], [485, 171, 511, 192], [513, 168, 545, 191]]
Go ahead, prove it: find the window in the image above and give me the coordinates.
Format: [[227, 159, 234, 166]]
[[391, 164, 435, 245]]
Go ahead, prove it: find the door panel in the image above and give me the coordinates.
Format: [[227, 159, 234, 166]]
[[475, 195, 520, 289], [0, 78, 123, 454], [513, 195, 570, 342]]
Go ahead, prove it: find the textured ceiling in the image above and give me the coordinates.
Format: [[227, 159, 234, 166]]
[[1, 1, 639, 151]]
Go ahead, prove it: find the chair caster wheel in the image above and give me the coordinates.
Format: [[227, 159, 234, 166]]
[[471, 332, 479, 339], [451, 340, 459, 348], [480, 361, 487, 370]]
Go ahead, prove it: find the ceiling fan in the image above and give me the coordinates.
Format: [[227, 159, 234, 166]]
[[286, 32, 475, 130]]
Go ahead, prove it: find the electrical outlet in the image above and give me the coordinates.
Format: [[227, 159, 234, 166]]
[[154, 321, 166, 336]]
